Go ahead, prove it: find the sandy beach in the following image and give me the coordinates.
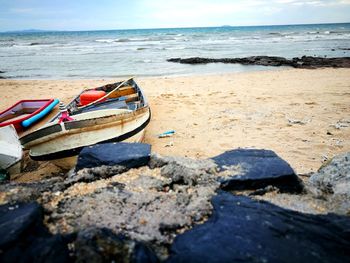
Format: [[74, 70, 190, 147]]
[[1, 68, 350, 176]]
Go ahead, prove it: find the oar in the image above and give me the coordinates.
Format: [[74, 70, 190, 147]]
[[79, 76, 135, 109]]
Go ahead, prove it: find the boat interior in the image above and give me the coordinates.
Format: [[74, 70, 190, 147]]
[[68, 79, 145, 115], [18, 79, 147, 137], [0, 104, 43, 123]]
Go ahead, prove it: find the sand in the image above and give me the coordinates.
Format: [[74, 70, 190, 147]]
[[1, 68, 350, 176]]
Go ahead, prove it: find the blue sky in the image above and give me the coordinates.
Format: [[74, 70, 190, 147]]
[[0, 0, 350, 31]]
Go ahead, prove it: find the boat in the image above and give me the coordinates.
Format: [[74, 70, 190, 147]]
[[0, 99, 59, 132], [20, 78, 151, 167], [0, 125, 22, 174]]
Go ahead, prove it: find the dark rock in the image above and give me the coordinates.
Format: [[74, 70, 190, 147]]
[[0, 202, 71, 263], [0, 202, 43, 248], [74, 227, 158, 263], [167, 192, 350, 263], [211, 149, 303, 193], [75, 142, 151, 172], [167, 56, 350, 68], [0, 71, 5, 74], [309, 152, 350, 214]]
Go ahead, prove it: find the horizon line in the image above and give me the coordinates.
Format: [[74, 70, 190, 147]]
[[1, 21, 350, 33]]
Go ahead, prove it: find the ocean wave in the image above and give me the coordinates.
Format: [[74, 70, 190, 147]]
[[0, 39, 14, 42], [29, 42, 55, 46], [0, 43, 14, 47], [94, 36, 177, 43], [165, 46, 186, 50]]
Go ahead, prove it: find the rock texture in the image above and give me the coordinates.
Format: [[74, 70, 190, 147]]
[[167, 192, 350, 263], [212, 149, 303, 193], [47, 154, 219, 260], [0, 177, 66, 204], [73, 228, 158, 263], [309, 152, 350, 215], [167, 56, 350, 68]]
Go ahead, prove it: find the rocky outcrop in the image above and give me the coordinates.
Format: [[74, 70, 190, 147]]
[[167, 56, 350, 68], [167, 192, 350, 263], [1, 144, 350, 262]]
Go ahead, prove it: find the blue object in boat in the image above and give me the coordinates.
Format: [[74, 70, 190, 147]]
[[22, 99, 59, 128]]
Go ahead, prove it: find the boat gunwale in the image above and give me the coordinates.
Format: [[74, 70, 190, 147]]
[[29, 109, 151, 160], [20, 106, 150, 146], [0, 99, 55, 128]]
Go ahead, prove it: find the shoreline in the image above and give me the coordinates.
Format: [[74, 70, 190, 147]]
[[1, 67, 350, 176]]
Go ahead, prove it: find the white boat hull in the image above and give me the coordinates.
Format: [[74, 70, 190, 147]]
[[0, 125, 22, 171], [21, 107, 150, 161]]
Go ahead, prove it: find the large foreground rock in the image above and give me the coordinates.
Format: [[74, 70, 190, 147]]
[[309, 152, 350, 215], [167, 192, 350, 263], [212, 149, 303, 193], [0, 202, 70, 263]]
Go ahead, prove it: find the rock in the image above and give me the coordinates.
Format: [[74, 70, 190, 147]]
[[160, 157, 217, 186], [48, 157, 219, 259], [211, 149, 303, 193], [166, 192, 350, 263], [75, 142, 151, 172], [51, 179, 217, 244], [66, 165, 128, 185], [167, 56, 350, 68], [0, 177, 66, 204], [0, 202, 42, 248], [309, 152, 350, 214], [0, 71, 5, 74], [74, 227, 159, 263], [0, 202, 71, 263]]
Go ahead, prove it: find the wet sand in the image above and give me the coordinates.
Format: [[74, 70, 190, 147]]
[[1, 68, 350, 176]]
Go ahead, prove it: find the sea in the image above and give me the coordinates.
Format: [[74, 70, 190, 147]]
[[0, 23, 350, 79]]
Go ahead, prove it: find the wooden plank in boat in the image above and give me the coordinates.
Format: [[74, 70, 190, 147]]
[[107, 86, 136, 98]]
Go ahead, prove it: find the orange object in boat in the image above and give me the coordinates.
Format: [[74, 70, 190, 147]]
[[79, 90, 106, 106]]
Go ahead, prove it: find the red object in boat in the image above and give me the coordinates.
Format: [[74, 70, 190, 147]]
[[79, 90, 106, 106], [0, 99, 55, 132]]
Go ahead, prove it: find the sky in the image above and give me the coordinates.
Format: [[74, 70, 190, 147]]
[[0, 0, 350, 31]]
